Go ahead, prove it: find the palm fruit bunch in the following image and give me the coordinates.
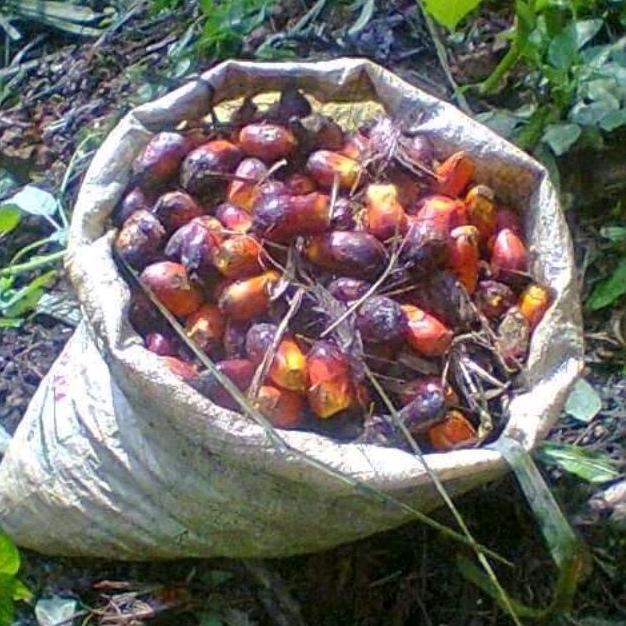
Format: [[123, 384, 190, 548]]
[[112, 87, 553, 453]]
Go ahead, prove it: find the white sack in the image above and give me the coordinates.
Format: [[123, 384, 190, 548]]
[[0, 59, 584, 559]]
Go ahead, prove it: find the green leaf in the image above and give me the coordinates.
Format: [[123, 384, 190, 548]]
[[587, 258, 626, 310], [475, 111, 525, 139], [575, 19, 603, 50], [542, 122, 581, 155], [547, 23, 579, 70], [0, 576, 15, 626], [536, 442, 622, 484], [348, 0, 375, 36], [11, 579, 31, 602], [0, 535, 19, 577], [599, 108, 626, 131], [570, 100, 619, 126], [564, 378, 603, 422], [0, 206, 20, 236], [1, 185, 58, 218], [422, 0, 483, 31], [599, 226, 626, 242]]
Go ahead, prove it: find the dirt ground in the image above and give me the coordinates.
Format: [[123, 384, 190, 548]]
[[2, 2, 626, 625]]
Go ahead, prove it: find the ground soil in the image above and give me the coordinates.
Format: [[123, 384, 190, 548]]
[[2, 2, 626, 625]]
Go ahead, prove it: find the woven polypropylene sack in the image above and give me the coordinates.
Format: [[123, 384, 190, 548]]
[[0, 59, 584, 559]]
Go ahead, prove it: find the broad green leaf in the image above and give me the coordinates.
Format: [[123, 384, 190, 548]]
[[0, 206, 20, 235], [475, 111, 524, 138], [1, 185, 58, 218], [599, 108, 626, 131], [547, 23, 579, 70], [536, 442, 622, 484], [575, 19, 603, 50], [564, 378, 602, 422], [570, 100, 619, 126], [0, 535, 19, 577], [584, 79, 621, 108], [587, 258, 626, 310], [422, 0, 483, 31], [0, 576, 15, 626], [542, 123, 581, 156], [599, 226, 626, 242]]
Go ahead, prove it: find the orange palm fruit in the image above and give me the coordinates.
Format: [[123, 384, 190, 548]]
[[402, 304, 454, 357], [490, 228, 528, 280], [307, 341, 356, 419], [465, 184, 496, 245], [434, 151, 475, 197], [447, 225, 480, 293], [218, 270, 280, 321], [185, 304, 225, 356], [306, 150, 363, 190], [364, 183, 408, 241], [519, 283, 552, 331], [238, 123, 297, 162], [212, 234, 264, 278], [428, 410, 477, 451], [227, 158, 269, 211], [132, 132, 192, 188], [410, 194, 467, 237], [191, 358, 255, 410], [268, 338, 308, 393], [254, 385, 306, 428], [140, 261, 203, 317]]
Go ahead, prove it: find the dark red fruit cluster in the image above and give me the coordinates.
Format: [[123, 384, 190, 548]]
[[113, 88, 553, 452]]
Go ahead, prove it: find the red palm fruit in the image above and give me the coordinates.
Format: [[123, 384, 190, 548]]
[[185, 304, 225, 356], [364, 183, 408, 241], [212, 234, 264, 278], [304, 231, 387, 278], [341, 132, 370, 161], [114, 209, 165, 270], [254, 385, 306, 428], [145, 332, 177, 357], [245, 322, 278, 365], [497, 306, 530, 367], [140, 261, 203, 317], [398, 380, 447, 435], [326, 277, 371, 302], [268, 338, 308, 393], [519, 283, 552, 331], [307, 150, 363, 190], [306, 341, 355, 419], [402, 304, 453, 357], [132, 132, 191, 187], [165, 218, 223, 278], [428, 410, 477, 451], [399, 217, 449, 272], [330, 198, 358, 231], [434, 151, 475, 197], [238, 123, 297, 162], [191, 359, 256, 410], [180, 139, 243, 196], [447, 225, 480, 293], [474, 280, 516, 319], [158, 355, 198, 380], [218, 270, 280, 321], [252, 192, 331, 242], [284, 173, 317, 195], [151, 190, 203, 235], [357, 295, 408, 344], [113, 186, 152, 226], [495, 207, 523, 238], [398, 376, 459, 406], [410, 194, 467, 234], [465, 184, 496, 245], [490, 228, 528, 280], [215, 203, 253, 232], [227, 158, 268, 211]]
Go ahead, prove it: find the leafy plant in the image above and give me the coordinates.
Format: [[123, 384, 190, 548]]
[[0, 532, 31, 626]]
